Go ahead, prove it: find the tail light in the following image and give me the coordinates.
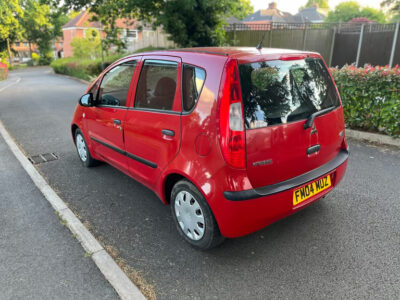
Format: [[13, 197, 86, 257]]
[[217, 59, 246, 169]]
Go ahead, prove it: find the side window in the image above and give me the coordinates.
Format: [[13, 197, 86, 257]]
[[182, 64, 206, 112], [97, 61, 136, 107], [135, 60, 178, 111]]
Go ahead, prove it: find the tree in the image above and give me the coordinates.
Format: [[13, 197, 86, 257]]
[[300, 0, 329, 10], [230, 0, 253, 20], [21, 0, 52, 61], [71, 28, 101, 58], [69, 10, 82, 20], [381, 0, 400, 13], [0, 0, 24, 65], [60, 0, 254, 47], [360, 7, 386, 23], [21, 0, 68, 64], [325, 1, 386, 23], [381, 0, 400, 22]]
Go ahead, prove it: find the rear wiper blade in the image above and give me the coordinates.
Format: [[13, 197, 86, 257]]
[[304, 106, 335, 129]]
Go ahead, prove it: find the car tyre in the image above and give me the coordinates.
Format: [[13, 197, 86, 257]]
[[75, 128, 98, 167], [171, 180, 225, 250]]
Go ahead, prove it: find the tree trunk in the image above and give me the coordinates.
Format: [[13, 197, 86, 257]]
[[7, 38, 13, 67]]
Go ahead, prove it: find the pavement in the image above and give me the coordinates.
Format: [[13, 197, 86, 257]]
[[1, 67, 400, 299], [0, 120, 118, 299]]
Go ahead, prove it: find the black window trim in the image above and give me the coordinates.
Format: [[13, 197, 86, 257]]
[[180, 63, 207, 115], [95, 60, 138, 108], [127, 107, 181, 115], [133, 59, 179, 113], [95, 104, 129, 110]]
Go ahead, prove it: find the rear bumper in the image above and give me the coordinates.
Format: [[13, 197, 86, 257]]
[[224, 150, 349, 201], [216, 151, 349, 238]]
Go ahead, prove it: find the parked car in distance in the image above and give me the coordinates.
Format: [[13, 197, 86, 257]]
[[71, 47, 349, 250]]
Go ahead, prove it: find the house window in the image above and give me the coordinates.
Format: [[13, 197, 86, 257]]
[[15, 42, 20, 46], [127, 30, 137, 39]]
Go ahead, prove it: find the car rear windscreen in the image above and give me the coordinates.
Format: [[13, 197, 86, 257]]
[[238, 58, 340, 129]]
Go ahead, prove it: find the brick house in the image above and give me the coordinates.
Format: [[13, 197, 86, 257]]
[[61, 10, 173, 57]]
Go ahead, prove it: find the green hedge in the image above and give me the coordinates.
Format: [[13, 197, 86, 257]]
[[50, 54, 123, 81], [50, 47, 165, 81], [331, 65, 400, 138]]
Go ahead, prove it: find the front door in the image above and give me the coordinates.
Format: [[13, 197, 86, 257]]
[[86, 60, 138, 172], [124, 56, 182, 187]]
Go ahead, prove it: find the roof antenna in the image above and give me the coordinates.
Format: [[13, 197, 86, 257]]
[[256, 27, 268, 50]]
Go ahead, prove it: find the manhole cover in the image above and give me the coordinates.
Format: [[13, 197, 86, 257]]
[[28, 153, 58, 165]]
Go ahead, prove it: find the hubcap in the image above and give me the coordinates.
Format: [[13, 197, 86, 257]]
[[174, 191, 205, 241], [76, 134, 87, 162]]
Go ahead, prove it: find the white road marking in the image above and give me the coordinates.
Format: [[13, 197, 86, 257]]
[[0, 120, 145, 300], [0, 77, 21, 92]]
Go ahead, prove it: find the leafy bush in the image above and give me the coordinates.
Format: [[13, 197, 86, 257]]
[[30, 52, 40, 66], [38, 52, 54, 65], [50, 54, 123, 81], [71, 28, 101, 59], [50, 47, 165, 81], [331, 65, 400, 138]]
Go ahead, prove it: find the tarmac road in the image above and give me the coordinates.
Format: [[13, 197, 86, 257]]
[[1, 67, 399, 299]]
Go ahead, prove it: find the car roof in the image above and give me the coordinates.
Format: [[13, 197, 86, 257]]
[[117, 47, 322, 67], [128, 47, 318, 58]]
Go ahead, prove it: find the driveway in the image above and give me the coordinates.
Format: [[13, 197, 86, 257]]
[[1, 67, 399, 299]]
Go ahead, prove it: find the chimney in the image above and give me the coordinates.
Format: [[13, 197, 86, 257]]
[[268, 2, 277, 9]]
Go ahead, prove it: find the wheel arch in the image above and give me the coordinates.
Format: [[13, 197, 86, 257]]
[[71, 123, 79, 144], [161, 171, 207, 205]]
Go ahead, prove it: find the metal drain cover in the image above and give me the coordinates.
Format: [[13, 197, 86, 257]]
[[28, 153, 58, 165]]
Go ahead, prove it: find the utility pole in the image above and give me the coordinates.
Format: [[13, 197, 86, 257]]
[[328, 27, 337, 67], [269, 22, 273, 47], [389, 22, 399, 68], [100, 22, 105, 70], [355, 24, 365, 67], [302, 23, 308, 50]]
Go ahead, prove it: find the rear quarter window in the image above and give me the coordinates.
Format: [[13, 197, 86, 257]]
[[239, 58, 340, 129], [182, 64, 206, 112]]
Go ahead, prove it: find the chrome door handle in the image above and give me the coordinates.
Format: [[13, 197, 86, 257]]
[[113, 119, 121, 125], [161, 129, 175, 137]]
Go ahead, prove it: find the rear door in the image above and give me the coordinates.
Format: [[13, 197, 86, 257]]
[[238, 57, 343, 188], [124, 56, 182, 187]]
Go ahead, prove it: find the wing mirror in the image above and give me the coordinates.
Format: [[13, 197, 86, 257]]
[[79, 93, 94, 107]]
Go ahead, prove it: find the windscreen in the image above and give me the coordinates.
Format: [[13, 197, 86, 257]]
[[238, 58, 340, 129]]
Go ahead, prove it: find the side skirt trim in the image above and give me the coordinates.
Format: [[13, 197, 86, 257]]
[[90, 137, 157, 169]]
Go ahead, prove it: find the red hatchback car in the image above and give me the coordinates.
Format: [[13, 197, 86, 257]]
[[71, 47, 348, 249]]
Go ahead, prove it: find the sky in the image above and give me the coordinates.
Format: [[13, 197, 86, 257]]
[[249, 0, 383, 15]]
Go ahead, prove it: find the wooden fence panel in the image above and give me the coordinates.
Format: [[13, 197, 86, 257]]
[[304, 29, 333, 61], [226, 22, 400, 67], [271, 29, 303, 50]]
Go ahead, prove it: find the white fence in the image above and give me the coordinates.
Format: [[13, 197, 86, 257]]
[[125, 29, 175, 52]]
